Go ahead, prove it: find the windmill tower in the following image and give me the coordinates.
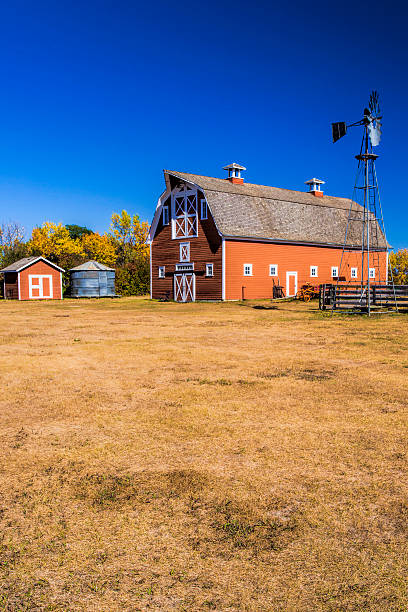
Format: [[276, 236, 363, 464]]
[[330, 91, 397, 315]]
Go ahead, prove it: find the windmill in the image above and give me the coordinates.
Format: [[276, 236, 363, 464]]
[[329, 91, 397, 315]]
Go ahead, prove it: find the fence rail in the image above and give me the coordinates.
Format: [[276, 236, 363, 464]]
[[319, 283, 408, 311]]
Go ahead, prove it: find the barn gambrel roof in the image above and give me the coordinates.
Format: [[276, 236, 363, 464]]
[[152, 170, 387, 249]]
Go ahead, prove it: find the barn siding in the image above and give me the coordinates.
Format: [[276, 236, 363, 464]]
[[225, 240, 387, 300], [151, 191, 222, 300], [19, 261, 62, 300]]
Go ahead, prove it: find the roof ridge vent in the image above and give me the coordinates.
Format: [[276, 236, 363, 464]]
[[223, 162, 246, 184], [305, 177, 325, 197]]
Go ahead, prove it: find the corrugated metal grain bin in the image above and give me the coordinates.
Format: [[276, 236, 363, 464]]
[[69, 261, 116, 297]]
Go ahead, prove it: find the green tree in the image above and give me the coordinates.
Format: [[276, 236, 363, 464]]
[[66, 224, 93, 240]]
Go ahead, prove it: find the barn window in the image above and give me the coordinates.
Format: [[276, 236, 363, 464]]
[[310, 266, 318, 278], [269, 264, 278, 277], [351, 267, 358, 279], [369, 268, 376, 279], [172, 189, 198, 239], [158, 266, 165, 278], [179, 242, 190, 262], [206, 263, 214, 277], [244, 264, 253, 276], [331, 266, 338, 278], [201, 199, 208, 220], [162, 205, 169, 225]]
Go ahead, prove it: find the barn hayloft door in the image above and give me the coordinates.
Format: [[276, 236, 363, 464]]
[[174, 273, 195, 302]]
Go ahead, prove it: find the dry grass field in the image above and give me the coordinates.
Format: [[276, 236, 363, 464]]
[[0, 296, 407, 611]]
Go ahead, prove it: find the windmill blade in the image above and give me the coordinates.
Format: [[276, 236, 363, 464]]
[[368, 91, 382, 146], [332, 121, 347, 143], [369, 117, 382, 146], [369, 90, 380, 117]]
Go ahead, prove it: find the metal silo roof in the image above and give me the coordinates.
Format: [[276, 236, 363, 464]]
[[69, 260, 115, 271]]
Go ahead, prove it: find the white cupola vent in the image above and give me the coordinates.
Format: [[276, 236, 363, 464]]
[[223, 163, 246, 184], [305, 178, 325, 197]]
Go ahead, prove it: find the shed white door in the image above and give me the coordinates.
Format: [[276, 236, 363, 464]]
[[29, 275, 53, 299], [174, 273, 195, 302], [286, 272, 297, 297]]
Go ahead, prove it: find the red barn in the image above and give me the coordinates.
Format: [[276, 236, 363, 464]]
[[149, 164, 387, 301], [1, 256, 64, 300]]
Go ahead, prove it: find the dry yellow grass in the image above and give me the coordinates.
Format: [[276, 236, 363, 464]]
[[0, 296, 407, 611]]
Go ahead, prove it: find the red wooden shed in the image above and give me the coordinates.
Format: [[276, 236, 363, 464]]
[[1, 256, 64, 300]]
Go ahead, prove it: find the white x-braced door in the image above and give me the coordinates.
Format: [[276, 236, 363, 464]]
[[174, 273, 195, 302]]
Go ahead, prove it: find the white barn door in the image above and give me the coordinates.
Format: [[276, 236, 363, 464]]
[[174, 274, 195, 302]]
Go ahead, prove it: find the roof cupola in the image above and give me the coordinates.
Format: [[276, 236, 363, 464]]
[[223, 163, 246, 184], [304, 178, 325, 197]]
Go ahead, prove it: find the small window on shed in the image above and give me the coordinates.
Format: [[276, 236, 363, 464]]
[[331, 266, 339, 278], [269, 264, 278, 277], [310, 266, 318, 278], [162, 205, 169, 225], [244, 264, 253, 276], [351, 267, 358, 279], [369, 268, 375, 279], [206, 263, 214, 277], [158, 266, 165, 278], [201, 199, 208, 220]]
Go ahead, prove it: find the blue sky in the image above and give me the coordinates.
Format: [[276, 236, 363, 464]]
[[1, 0, 407, 248]]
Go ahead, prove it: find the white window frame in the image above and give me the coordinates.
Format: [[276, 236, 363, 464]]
[[269, 264, 278, 277], [158, 266, 165, 279], [351, 267, 358, 279], [201, 199, 208, 220], [28, 274, 53, 299], [331, 266, 339, 278], [205, 263, 214, 277], [369, 267, 376, 279], [162, 205, 169, 225], [179, 242, 190, 262], [243, 264, 253, 276], [310, 265, 318, 278]]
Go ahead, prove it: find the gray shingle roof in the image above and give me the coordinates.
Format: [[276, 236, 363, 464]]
[[165, 170, 387, 248], [70, 260, 114, 271], [0, 256, 65, 273]]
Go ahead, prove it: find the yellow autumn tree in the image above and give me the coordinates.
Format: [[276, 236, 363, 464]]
[[108, 211, 150, 296], [109, 210, 149, 262], [389, 249, 408, 285], [81, 232, 117, 267], [28, 222, 84, 270]]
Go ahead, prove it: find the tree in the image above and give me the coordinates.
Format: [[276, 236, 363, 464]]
[[66, 224, 92, 240], [109, 210, 149, 264], [0, 221, 27, 268], [28, 222, 84, 272], [108, 211, 150, 295], [389, 249, 408, 285], [81, 232, 117, 267]]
